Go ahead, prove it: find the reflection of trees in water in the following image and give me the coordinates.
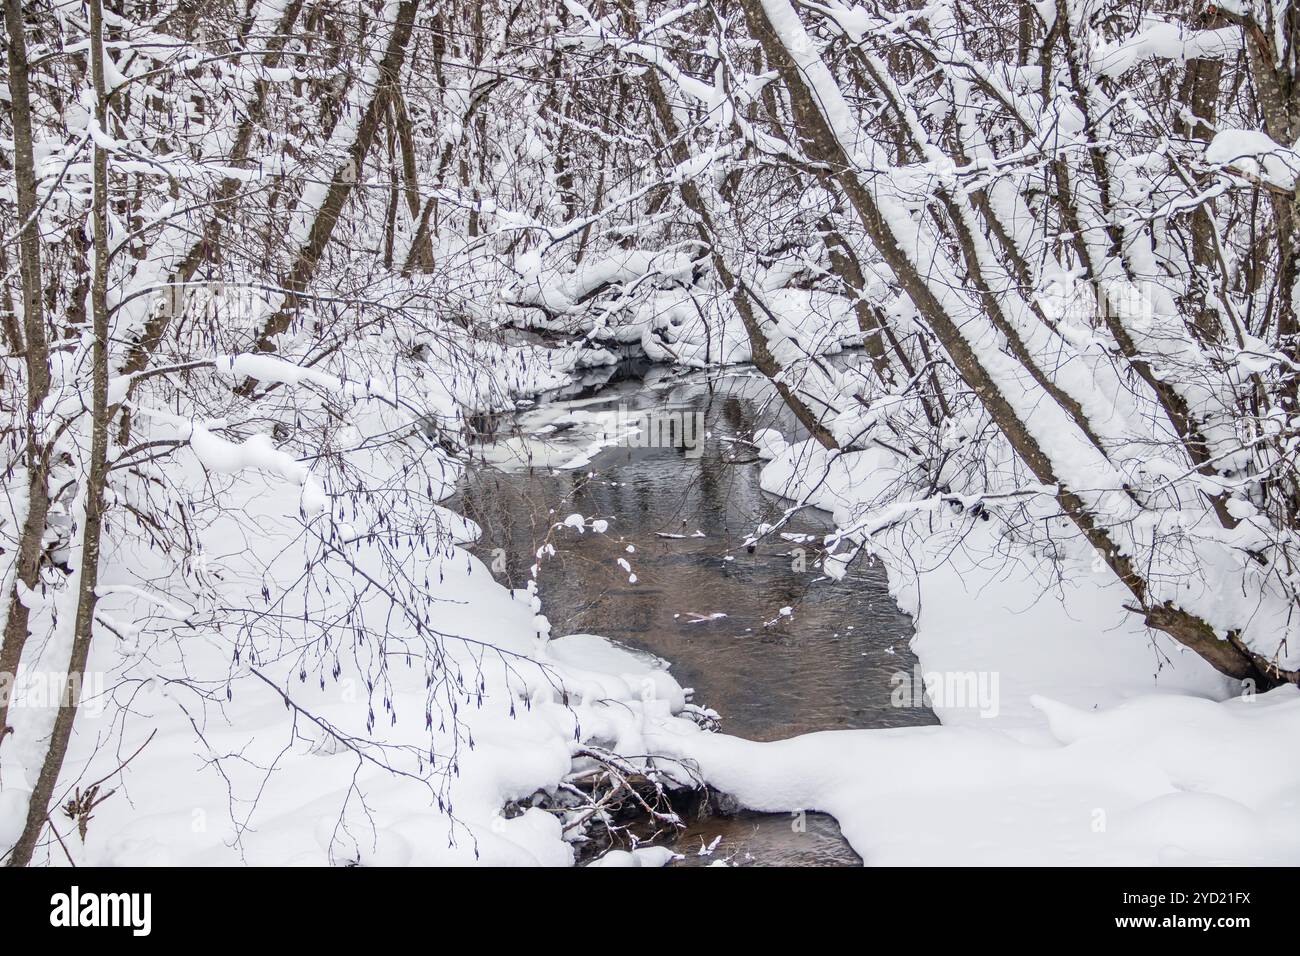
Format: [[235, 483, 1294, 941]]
[[452, 470, 556, 591], [457, 379, 837, 611], [452, 372, 931, 742], [719, 395, 748, 435]]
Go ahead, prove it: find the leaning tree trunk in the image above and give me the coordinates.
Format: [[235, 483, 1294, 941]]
[[241, 0, 421, 383], [113, 0, 306, 446], [739, 0, 1290, 687], [617, 0, 839, 450]]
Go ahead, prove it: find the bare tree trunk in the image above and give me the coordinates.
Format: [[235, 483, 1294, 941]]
[[114, 0, 305, 444], [1176, 9, 1227, 345], [0, 0, 53, 742], [391, 85, 434, 272], [740, 0, 1286, 686], [619, 0, 839, 449], [1223, 4, 1300, 406], [7, 0, 113, 867], [1049, 0, 1239, 532], [243, 0, 421, 369]]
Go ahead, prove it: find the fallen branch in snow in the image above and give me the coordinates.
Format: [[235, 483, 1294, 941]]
[[555, 745, 690, 856]]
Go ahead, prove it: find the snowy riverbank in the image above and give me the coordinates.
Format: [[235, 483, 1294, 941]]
[[641, 437, 1300, 865], [7, 351, 1297, 867], [0, 344, 704, 866]]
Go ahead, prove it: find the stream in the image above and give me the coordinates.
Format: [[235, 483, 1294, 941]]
[[455, 360, 937, 865]]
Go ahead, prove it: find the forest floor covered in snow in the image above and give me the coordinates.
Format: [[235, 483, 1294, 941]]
[[0, 342, 706, 867]]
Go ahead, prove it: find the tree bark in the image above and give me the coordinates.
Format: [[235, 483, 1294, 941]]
[[7, 0, 113, 866], [0, 0, 53, 742], [740, 0, 1285, 687], [391, 85, 434, 272], [243, 0, 421, 369], [112, 0, 306, 449], [619, 0, 839, 449]]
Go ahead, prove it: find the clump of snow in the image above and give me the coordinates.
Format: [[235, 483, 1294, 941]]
[[752, 428, 788, 460], [1206, 129, 1300, 190], [586, 846, 678, 867], [1095, 21, 1240, 78]]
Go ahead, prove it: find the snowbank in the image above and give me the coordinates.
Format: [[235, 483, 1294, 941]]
[[647, 686, 1300, 865], [0, 337, 703, 867], [637, 436, 1300, 865], [0, 467, 699, 865]]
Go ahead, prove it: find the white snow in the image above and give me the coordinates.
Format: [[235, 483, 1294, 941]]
[[633, 435, 1300, 865], [1206, 128, 1300, 190], [648, 685, 1300, 865]]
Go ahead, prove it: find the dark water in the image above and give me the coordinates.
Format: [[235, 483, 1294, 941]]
[[456, 362, 936, 865]]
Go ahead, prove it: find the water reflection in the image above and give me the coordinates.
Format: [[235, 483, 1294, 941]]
[[670, 811, 864, 867], [455, 364, 937, 865]]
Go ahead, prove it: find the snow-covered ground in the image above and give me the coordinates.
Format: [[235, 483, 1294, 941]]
[[641, 436, 1300, 865], [0, 549, 694, 865], [6, 346, 1295, 867], [1, 513, 701, 865], [0, 344, 703, 867]]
